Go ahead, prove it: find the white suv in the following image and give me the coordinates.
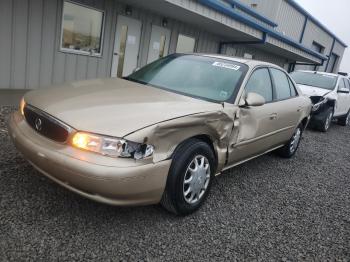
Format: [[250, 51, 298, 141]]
[[290, 71, 350, 132]]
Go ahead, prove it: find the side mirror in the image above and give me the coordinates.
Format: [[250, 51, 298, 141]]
[[337, 88, 350, 94], [245, 92, 266, 106]]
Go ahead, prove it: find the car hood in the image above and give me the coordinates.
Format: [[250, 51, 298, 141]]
[[297, 84, 332, 97], [24, 78, 222, 137]]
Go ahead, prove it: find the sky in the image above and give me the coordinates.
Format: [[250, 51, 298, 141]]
[[295, 0, 350, 72]]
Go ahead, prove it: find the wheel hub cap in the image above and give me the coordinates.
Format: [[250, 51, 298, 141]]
[[183, 155, 210, 204], [325, 112, 332, 130], [290, 128, 301, 153]]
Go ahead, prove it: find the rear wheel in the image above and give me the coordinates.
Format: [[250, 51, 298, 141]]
[[337, 110, 350, 126], [160, 139, 216, 215], [276, 124, 303, 158]]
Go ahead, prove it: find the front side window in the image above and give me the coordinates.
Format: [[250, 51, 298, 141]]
[[290, 71, 337, 90], [61, 1, 104, 56], [245, 68, 273, 102], [127, 54, 248, 102], [338, 78, 347, 90], [270, 68, 293, 100]]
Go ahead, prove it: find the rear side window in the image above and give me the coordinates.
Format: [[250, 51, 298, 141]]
[[270, 68, 292, 100], [245, 68, 273, 102]]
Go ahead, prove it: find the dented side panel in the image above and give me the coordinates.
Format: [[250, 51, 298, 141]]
[[228, 96, 310, 164], [125, 106, 239, 172]]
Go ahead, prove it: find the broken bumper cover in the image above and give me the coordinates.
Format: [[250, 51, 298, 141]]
[[309, 96, 332, 124], [7, 112, 171, 206], [310, 96, 328, 114]]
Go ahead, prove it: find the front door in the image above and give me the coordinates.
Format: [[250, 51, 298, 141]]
[[147, 25, 171, 64], [111, 15, 142, 77], [335, 78, 350, 116], [227, 68, 279, 164], [227, 67, 300, 165]]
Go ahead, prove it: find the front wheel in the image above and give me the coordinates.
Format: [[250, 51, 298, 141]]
[[276, 124, 303, 158], [314, 107, 333, 132], [160, 139, 216, 215]]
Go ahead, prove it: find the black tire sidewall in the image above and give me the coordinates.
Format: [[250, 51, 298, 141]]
[[167, 140, 216, 215], [338, 110, 350, 126], [287, 125, 303, 157], [322, 108, 333, 131]]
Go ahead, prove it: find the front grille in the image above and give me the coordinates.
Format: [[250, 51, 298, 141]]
[[24, 105, 71, 143]]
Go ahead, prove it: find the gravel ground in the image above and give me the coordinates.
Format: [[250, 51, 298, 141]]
[[0, 106, 349, 261]]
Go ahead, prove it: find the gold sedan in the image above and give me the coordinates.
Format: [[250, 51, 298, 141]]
[[8, 54, 311, 215]]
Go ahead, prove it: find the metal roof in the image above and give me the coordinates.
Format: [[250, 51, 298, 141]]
[[199, 0, 329, 61]]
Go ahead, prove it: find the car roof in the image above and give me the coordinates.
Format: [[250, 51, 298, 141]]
[[294, 70, 340, 78], [186, 53, 282, 68]]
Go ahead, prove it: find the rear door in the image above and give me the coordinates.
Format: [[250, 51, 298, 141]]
[[268, 68, 302, 141]]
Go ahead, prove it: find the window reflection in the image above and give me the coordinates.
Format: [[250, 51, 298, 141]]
[[61, 1, 104, 56]]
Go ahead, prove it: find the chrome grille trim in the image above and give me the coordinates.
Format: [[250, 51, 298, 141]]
[[24, 104, 74, 143]]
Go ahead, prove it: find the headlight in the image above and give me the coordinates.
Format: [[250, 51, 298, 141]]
[[71, 132, 154, 160], [312, 97, 328, 112], [20, 98, 26, 116]]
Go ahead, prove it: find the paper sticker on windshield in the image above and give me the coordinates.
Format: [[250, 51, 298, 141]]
[[212, 62, 240, 71]]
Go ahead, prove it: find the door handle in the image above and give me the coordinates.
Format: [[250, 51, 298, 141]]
[[269, 113, 277, 120], [297, 106, 302, 112]]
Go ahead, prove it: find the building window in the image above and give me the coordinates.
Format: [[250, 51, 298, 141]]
[[176, 34, 196, 53], [60, 1, 104, 56], [311, 41, 325, 54], [327, 53, 339, 73], [311, 41, 325, 70]]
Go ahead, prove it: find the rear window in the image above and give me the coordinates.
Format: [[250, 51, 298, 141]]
[[290, 71, 337, 90]]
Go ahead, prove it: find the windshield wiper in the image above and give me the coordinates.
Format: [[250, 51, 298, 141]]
[[123, 77, 148, 85]]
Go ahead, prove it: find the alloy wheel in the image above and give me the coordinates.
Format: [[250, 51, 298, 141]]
[[290, 128, 301, 154], [325, 111, 332, 130], [183, 155, 211, 205], [346, 113, 350, 126]]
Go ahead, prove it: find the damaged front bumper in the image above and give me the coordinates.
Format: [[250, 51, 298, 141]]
[[310, 96, 329, 114], [7, 111, 171, 206], [309, 96, 333, 124]]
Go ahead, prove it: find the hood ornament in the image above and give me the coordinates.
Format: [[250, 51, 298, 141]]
[[35, 118, 42, 131]]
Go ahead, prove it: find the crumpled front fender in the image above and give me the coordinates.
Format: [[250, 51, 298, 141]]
[[124, 106, 239, 172]]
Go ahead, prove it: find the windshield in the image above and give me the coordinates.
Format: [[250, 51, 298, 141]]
[[290, 71, 338, 90], [126, 54, 248, 102]]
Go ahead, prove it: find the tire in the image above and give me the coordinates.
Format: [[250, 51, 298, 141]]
[[160, 138, 216, 215], [314, 107, 333, 132], [337, 110, 350, 126], [276, 124, 303, 158]]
